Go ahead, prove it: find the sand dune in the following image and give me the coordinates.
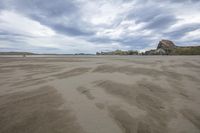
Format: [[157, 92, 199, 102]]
[[0, 56, 200, 133]]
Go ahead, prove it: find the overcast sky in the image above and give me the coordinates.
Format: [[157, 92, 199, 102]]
[[0, 0, 200, 54]]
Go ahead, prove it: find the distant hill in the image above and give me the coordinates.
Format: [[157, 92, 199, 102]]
[[0, 52, 94, 56], [0, 52, 36, 55], [96, 50, 139, 55], [145, 40, 200, 55]]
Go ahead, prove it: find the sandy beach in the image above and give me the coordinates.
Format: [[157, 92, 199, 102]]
[[0, 56, 200, 133]]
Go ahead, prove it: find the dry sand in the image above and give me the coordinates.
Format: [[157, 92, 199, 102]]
[[0, 56, 200, 133]]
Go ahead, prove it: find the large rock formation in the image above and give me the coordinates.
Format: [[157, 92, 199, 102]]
[[144, 40, 176, 55], [145, 39, 200, 55], [157, 40, 176, 49], [145, 40, 176, 55]]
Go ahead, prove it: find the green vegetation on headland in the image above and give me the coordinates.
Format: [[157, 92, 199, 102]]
[[96, 40, 200, 55], [96, 50, 139, 55], [169, 46, 200, 55]]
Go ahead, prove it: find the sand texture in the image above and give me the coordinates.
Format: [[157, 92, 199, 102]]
[[0, 56, 200, 133]]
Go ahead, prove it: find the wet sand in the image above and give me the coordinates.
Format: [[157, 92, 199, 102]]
[[0, 56, 200, 133]]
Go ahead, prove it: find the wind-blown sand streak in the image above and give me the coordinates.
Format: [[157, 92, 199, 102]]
[[0, 86, 83, 133], [0, 56, 200, 133]]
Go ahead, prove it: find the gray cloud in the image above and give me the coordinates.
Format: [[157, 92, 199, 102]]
[[8, 0, 78, 17], [2, 0, 94, 37], [145, 14, 177, 30], [165, 23, 200, 39], [0, 0, 200, 53], [52, 24, 94, 36], [126, 3, 177, 30]]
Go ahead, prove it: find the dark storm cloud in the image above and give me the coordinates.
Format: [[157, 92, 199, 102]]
[[144, 14, 177, 30], [9, 0, 78, 17], [126, 4, 177, 30], [2, 0, 94, 37], [0, 0, 7, 11], [165, 23, 200, 39], [52, 24, 94, 36], [126, 5, 164, 22]]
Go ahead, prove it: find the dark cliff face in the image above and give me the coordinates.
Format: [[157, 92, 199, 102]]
[[144, 39, 200, 55], [157, 40, 176, 49]]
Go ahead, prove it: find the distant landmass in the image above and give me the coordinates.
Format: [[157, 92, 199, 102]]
[[0, 52, 36, 55], [96, 40, 200, 55], [96, 50, 138, 55], [0, 52, 94, 55], [1, 40, 200, 55], [144, 40, 200, 55]]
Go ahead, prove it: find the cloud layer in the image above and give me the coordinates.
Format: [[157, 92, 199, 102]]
[[0, 0, 200, 53]]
